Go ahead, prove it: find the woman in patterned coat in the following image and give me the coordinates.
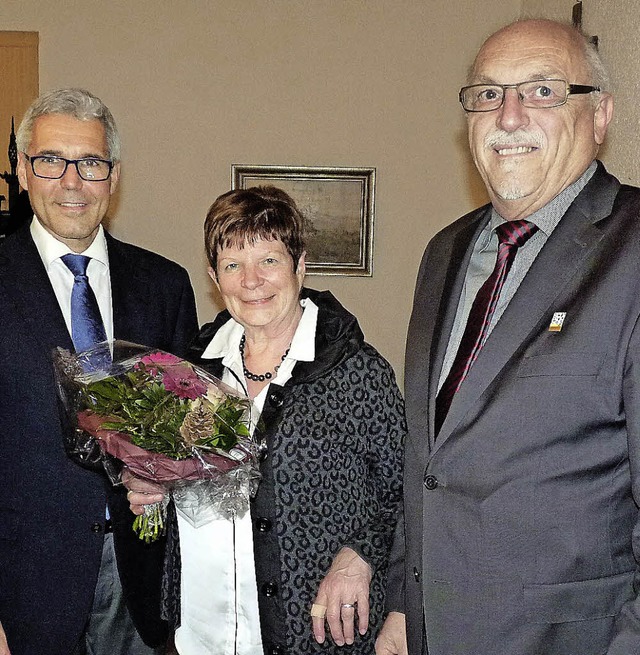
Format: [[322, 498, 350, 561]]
[[127, 186, 405, 655]]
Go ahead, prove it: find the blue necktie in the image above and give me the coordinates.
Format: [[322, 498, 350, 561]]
[[61, 254, 108, 352], [62, 254, 112, 523]]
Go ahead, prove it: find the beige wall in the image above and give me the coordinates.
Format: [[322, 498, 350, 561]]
[[0, 0, 521, 381]]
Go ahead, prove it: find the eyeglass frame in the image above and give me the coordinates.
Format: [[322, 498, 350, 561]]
[[21, 153, 115, 181], [458, 79, 601, 113]]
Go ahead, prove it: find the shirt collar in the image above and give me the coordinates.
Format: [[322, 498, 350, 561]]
[[30, 217, 109, 270], [201, 297, 318, 366], [487, 160, 598, 240]]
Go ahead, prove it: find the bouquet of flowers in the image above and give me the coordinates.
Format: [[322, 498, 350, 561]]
[[53, 340, 260, 542]]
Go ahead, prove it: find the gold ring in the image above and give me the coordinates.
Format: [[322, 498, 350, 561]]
[[310, 603, 327, 618], [126, 490, 133, 499]]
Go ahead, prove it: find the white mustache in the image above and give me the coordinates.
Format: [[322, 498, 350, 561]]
[[484, 130, 544, 149]]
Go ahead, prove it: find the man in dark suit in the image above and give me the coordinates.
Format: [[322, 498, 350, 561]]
[[0, 89, 198, 655], [376, 18, 640, 655]]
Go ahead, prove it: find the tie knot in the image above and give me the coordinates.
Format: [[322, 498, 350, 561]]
[[495, 220, 539, 249], [62, 253, 91, 278]]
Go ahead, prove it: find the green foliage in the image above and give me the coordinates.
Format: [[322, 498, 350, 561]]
[[80, 366, 250, 460]]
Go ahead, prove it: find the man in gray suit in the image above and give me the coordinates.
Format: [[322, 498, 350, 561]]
[[376, 18, 640, 655]]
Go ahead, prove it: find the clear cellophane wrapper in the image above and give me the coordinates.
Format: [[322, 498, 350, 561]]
[[53, 340, 261, 538]]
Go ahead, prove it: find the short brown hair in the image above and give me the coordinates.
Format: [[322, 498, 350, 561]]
[[204, 186, 306, 273]]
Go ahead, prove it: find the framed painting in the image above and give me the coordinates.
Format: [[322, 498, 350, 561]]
[[232, 165, 375, 276]]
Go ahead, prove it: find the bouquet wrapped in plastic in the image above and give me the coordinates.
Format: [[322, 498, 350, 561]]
[[53, 340, 260, 542]]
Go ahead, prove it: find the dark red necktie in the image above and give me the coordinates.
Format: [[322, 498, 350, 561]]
[[435, 220, 539, 433]]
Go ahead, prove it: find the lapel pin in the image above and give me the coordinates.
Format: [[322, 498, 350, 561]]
[[548, 312, 566, 332]]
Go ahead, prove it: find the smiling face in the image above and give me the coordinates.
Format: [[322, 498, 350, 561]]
[[467, 20, 613, 219], [17, 114, 120, 252], [212, 238, 305, 335]]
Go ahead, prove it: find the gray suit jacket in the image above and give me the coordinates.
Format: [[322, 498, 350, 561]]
[[388, 162, 640, 655]]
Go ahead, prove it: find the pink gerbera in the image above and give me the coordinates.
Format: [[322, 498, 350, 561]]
[[162, 366, 207, 400], [138, 352, 182, 376]]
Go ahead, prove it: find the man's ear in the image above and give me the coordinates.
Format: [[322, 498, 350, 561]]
[[109, 162, 121, 194], [17, 152, 29, 191], [593, 92, 614, 145]]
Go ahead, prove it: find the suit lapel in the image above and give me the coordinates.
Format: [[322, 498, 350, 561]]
[[107, 234, 146, 340], [0, 226, 73, 353], [405, 207, 490, 464], [435, 165, 621, 447]]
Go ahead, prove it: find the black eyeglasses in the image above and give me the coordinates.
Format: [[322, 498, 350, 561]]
[[23, 154, 114, 181], [459, 79, 601, 112]]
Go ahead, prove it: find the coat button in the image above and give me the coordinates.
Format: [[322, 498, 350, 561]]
[[413, 567, 421, 582], [424, 474, 438, 490], [268, 390, 284, 408], [267, 645, 285, 655], [90, 522, 102, 533], [261, 582, 278, 597], [258, 439, 268, 462], [256, 518, 272, 533]]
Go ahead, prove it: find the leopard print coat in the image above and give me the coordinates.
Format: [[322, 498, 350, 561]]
[[163, 289, 406, 655]]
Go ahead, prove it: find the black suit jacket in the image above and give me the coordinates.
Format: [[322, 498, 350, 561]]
[[0, 224, 198, 655], [388, 163, 640, 655]]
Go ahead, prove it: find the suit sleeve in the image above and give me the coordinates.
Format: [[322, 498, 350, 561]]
[[607, 313, 640, 654], [168, 267, 199, 358], [343, 351, 407, 575], [383, 505, 407, 613], [109, 259, 197, 645]]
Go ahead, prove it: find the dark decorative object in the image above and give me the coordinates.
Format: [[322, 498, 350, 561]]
[[572, 1, 599, 48], [0, 117, 32, 239]]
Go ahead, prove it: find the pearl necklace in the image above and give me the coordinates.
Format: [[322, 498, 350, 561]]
[[239, 334, 290, 382]]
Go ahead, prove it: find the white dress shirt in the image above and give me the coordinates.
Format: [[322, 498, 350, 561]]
[[31, 217, 113, 522], [30, 217, 113, 341], [174, 299, 318, 655]]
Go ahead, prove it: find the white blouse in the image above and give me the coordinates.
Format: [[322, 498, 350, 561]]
[[174, 299, 318, 655]]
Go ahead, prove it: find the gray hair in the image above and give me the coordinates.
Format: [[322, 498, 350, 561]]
[[582, 37, 610, 93], [16, 88, 121, 161]]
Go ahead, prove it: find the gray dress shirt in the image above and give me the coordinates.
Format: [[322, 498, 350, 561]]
[[438, 160, 598, 390]]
